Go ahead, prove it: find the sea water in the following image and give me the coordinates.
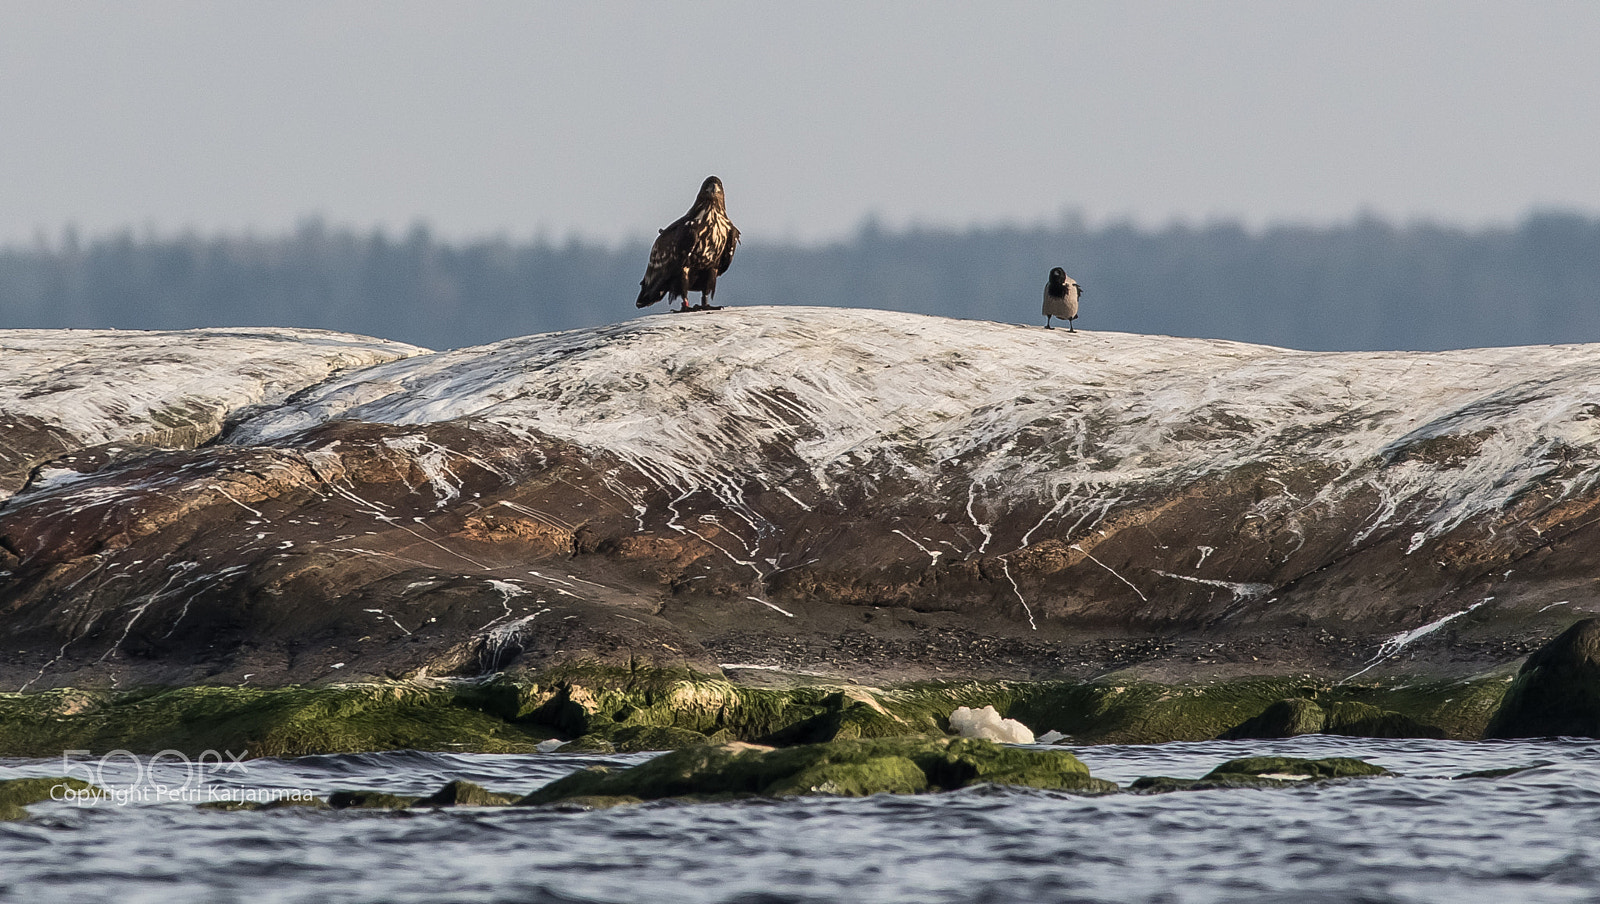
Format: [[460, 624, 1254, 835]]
[[3, 736, 1597, 904]]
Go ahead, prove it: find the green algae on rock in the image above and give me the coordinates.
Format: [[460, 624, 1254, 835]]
[[253, 780, 517, 813], [198, 796, 332, 812], [516, 737, 1117, 806], [1220, 697, 1328, 738], [0, 671, 939, 758], [1452, 763, 1554, 780], [327, 790, 420, 810], [1128, 756, 1392, 794], [994, 674, 1506, 745], [1207, 756, 1391, 780], [1221, 697, 1446, 740], [0, 776, 105, 820], [414, 780, 517, 808], [539, 794, 647, 811], [515, 670, 936, 748], [0, 682, 561, 758], [0, 667, 1516, 760]]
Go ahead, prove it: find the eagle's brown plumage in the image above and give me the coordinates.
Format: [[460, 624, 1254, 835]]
[[636, 176, 741, 311]]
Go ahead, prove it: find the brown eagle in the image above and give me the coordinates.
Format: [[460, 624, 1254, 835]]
[[635, 175, 741, 312]]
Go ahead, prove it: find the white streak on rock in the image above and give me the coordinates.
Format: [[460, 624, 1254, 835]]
[[479, 608, 552, 672], [209, 484, 265, 519], [362, 608, 413, 635], [776, 485, 813, 512], [1344, 598, 1492, 682], [999, 559, 1037, 630], [748, 596, 795, 618], [966, 481, 994, 554], [381, 434, 466, 507], [103, 561, 199, 659], [1071, 544, 1148, 602], [1153, 570, 1273, 601], [891, 529, 942, 565]]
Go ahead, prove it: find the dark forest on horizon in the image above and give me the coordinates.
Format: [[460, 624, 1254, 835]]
[[2, 211, 1597, 353]]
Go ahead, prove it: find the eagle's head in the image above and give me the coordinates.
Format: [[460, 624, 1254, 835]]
[[699, 176, 725, 206], [1048, 267, 1067, 287]]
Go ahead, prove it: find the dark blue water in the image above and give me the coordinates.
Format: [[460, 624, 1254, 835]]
[[3, 736, 1595, 904]]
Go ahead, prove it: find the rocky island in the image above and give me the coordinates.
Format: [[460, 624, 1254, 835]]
[[2, 307, 1598, 756]]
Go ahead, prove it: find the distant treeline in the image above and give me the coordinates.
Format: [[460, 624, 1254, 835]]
[[2, 212, 1598, 351]]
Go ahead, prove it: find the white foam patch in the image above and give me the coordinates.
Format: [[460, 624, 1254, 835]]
[[949, 705, 1035, 745]]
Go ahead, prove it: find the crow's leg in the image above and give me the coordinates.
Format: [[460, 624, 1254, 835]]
[[1045, 316, 1054, 330]]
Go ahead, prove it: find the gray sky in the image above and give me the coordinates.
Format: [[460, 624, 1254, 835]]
[[3, 2, 1598, 246]]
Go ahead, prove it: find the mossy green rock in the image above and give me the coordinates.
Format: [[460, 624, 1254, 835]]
[[1453, 763, 1552, 780], [199, 796, 331, 812], [1219, 697, 1327, 739], [1003, 675, 1505, 744], [517, 737, 1116, 806], [1322, 701, 1444, 739], [415, 780, 516, 808], [763, 755, 929, 797], [1128, 775, 1279, 793], [0, 683, 558, 758], [1209, 756, 1390, 780], [608, 724, 721, 752], [0, 776, 104, 821], [757, 692, 917, 746], [527, 674, 926, 750], [1221, 697, 1445, 740], [1486, 618, 1600, 739], [558, 735, 616, 754], [0, 668, 1511, 760], [1130, 756, 1391, 793], [327, 790, 420, 810], [465, 679, 550, 722], [543, 794, 646, 810]]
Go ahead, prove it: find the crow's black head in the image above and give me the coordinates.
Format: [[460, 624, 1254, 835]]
[[1048, 267, 1067, 287]]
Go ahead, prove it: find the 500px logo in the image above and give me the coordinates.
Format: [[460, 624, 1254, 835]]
[[54, 748, 251, 806]]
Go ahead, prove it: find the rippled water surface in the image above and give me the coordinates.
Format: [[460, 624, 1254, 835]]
[[4, 737, 1598, 903]]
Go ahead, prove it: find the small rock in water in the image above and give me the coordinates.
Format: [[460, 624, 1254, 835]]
[[536, 739, 567, 753], [1035, 730, 1067, 745], [949, 705, 1035, 744]]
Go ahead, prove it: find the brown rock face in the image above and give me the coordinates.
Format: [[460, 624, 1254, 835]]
[[0, 421, 722, 687], [3, 310, 1600, 688]]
